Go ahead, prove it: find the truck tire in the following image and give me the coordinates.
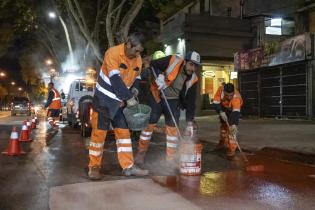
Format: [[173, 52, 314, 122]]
[[79, 97, 93, 137]]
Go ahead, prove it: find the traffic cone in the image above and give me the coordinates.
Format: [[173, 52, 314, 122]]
[[31, 118, 36, 129], [26, 119, 32, 134], [35, 116, 39, 125], [19, 121, 32, 142], [2, 127, 26, 156]]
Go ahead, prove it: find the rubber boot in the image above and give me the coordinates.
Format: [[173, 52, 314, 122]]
[[88, 167, 103, 180], [122, 165, 149, 176]]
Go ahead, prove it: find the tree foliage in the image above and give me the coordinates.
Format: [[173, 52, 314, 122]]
[[0, 0, 38, 56], [0, 84, 8, 99]]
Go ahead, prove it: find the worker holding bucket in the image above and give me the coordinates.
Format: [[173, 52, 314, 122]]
[[134, 51, 201, 169]]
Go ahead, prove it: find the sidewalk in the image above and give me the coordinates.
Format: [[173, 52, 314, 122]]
[[193, 116, 315, 163], [0, 111, 10, 118]]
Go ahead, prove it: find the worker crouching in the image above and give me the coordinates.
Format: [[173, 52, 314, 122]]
[[213, 83, 243, 160]]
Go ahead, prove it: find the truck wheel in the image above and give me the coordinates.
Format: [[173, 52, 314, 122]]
[[67, 113, 72, 126], [79, 101, 92, 137]]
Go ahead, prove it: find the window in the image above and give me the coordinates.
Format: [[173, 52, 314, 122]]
[[265, 18, 295, 36]]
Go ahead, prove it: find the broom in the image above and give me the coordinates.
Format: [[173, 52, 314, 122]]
[[226, 121, 264, 172]]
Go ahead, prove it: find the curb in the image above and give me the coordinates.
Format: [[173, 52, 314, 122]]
[[198, 138, 315, 166], [256, 147, 315, 166]]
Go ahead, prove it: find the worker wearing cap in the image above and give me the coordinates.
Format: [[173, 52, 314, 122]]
[[88, 32, 149, 180], [44, 82, 62, 128], [135, 51, 200, 168], [213, 83, 243, 160]]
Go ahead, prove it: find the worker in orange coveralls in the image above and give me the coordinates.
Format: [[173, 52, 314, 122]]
[[213, 83, 243, 160], [88, 32, 149, 180]]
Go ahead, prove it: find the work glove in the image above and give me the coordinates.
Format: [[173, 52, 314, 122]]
[[155, 74, 166, 90], [219, 111, 228, 123], [230, 125, 238, 136], [184, 121, 194, 137], [131, 87, 139, 97], [126, 96, 139, 107]]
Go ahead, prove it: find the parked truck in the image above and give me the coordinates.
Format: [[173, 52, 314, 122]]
[[66, 79, 95, 137]]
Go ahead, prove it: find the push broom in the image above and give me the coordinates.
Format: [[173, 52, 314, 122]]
[[226, 121, 264, 172]]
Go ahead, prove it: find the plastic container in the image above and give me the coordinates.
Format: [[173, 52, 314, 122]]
[[180, 142, 203, 176]]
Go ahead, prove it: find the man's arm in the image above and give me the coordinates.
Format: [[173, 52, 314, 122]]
[[44, 91, 54, 108], [184, 82, 197, 122], [104, 49, 133, 101], [230, 98, 242, 125], [150, 55, 172, 76]]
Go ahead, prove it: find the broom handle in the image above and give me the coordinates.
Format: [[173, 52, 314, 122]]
[[226, 121, 248, 162], [151, 67, 184, 141]]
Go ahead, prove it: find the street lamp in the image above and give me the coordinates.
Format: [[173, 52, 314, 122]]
[[11, 81, 15, 86], [48, 11, 74, 64], [18, 87, 23, 91], [46, 59, 53, 65], [0, 72, 6, 77]]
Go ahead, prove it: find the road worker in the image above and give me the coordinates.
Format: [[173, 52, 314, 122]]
[[134, 51, 201, 168], [44, 82, 62, 128], [88, 32, 149, 180], [213, 83, 243, 160]]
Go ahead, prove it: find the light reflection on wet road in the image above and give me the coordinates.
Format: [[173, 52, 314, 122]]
[[0, 115, 314, 210]]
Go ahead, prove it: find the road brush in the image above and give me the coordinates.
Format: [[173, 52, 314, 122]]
[[227, 122, 264, 172]]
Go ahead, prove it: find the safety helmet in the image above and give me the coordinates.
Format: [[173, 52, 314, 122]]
[[152, 51, 166, 60], [185, 51, 201, 66]]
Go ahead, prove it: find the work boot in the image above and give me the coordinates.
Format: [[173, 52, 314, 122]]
[[122, 165, 149, 176], [88, 167, 103, 180], [134, 151, 146, 168]]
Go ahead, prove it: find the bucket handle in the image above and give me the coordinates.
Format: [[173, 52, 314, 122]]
[[135, 96, 141, 113]]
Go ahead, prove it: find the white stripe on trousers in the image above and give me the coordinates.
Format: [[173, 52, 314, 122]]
[[89, 150, 102, 156], [117, 147, 133, 153]]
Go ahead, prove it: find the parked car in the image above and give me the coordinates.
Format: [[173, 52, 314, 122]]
[[66, 79, 95, 137], [10, 97, 31, 116]]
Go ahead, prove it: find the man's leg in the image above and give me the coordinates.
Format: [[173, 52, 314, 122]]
[[226, 133, 237, 159], [163, 99, 180, 162], [135, 94, 162, 166], [112, 108, 148, 176], [88, 111, 107, 180], [47, 110, 54, 127], [51, 109, 60, 127], [217, 121, 229, 150]]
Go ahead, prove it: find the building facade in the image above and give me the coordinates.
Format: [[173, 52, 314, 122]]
[[158, 0, 315, 119]]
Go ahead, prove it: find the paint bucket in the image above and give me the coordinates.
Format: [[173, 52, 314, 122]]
[[179, 142, 203, 176]]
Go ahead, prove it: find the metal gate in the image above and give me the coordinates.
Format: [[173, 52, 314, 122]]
[[239, 62, 308, 118]]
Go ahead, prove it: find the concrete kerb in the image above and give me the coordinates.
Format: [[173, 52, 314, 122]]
[[198, 138, 315, 166]]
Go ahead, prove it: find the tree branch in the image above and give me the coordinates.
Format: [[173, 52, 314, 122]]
[[106, 0, 115, 47], [119, 0, 144, 41]]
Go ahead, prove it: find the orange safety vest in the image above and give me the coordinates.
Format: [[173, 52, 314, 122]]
[[49, 88, 62, 109], [151, 55, 198, 102], [213, 86, 243, 112]]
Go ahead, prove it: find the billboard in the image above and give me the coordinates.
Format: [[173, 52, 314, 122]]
[[235, 33, 311, 71]]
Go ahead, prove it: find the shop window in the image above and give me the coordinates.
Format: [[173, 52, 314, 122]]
[[265, 18, 295, 36]]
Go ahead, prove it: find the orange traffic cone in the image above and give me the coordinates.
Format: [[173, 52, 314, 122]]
[[26, 119, 32, 134], [31, 118, 36, 129], [19, 121, 32, 142], [2, 127, 26, 156], [35, 116, 39, 125]]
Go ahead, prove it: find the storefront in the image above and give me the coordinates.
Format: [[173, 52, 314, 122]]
[[236, 33, 314, 119], [200, 63, 238, 110]]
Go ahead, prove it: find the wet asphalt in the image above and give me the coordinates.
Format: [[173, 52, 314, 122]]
[[0, 115, 314, 210]]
